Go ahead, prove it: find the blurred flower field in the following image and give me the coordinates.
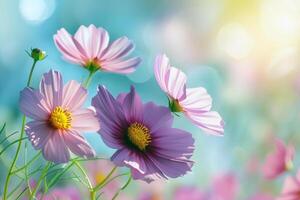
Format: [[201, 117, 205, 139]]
[[1, 0, 300, 199]]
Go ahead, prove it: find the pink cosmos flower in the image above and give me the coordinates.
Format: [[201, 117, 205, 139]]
[[262, 139, 294, 180], [20, 70, 100, 163], [278, 170, 300, 200], [54, 24, 141, 74], [92, 86, 194, 183], [154, 54, 224, 136], [209, 173, 238, 200]]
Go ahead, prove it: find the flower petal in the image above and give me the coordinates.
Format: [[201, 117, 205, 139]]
[[185, 111, 224, 136], [154, 54, 170, 94], [42, 130, 70, 163], [154, 54, 186, 100], [74, 25, 109, 59], [54, 28, 86, 64], [91, 85, 127, 149], [101, 36, 134, 61], [25, 121, 52, 150], [121, 86, 143, 122], [146, 154, 193, 180], [39, 70, 64, 109], [62, 80, 87, 111], [142, 102, 173, 133], [20, 87, 50, 120], [101, 57, 141, 74], [150, 127, 195, 160], [180, 87, 212, 112], [63, 130, 95, 158], [71, 108, 100, 132], [111, 148, 147, 174]]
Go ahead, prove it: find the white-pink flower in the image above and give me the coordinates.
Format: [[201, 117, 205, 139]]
[[54, 24, 141, 74], [154, 54, 224, 136]]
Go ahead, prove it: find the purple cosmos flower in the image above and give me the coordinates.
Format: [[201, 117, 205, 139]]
[[92, 85, 194, 183], [154, 54, 224, 136], [54, 24, 141, 74], [20, 70, 100, 163]]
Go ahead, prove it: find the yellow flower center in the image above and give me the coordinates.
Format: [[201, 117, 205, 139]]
[[49, 106, 72, 130], [127, 122, 151, 151]]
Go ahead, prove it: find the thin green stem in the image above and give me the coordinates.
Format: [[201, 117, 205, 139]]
[[96, 172, 129, 191], [112, 174, 132, 200], [47, 161, 75, 188], [83, 70, 95, 88], [0, 137, 28, 155], [24, 142, 32, 196], [26, 60, 37, 86], [74, 160, 93, 189], [12, 151, 41, 174], [3, 59, 38, 200], [30, 162, 51, 200]]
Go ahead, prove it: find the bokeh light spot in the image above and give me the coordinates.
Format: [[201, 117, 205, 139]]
[[19, 0, 56, 24]]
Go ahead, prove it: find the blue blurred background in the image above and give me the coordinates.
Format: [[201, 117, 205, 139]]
[[1, 0, 300, 199]]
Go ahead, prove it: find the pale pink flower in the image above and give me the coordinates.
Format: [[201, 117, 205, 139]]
[[38, 187, 82, 200], [20, 70, 100, 163], [278, 170, 300, 200], [209, 173, 238, 200], [85, 159, 123, 200], [54, 24, 141, 74], [154, 54, 224, 136], [262, 139, 294, 179], [174, 186, 207, 200]]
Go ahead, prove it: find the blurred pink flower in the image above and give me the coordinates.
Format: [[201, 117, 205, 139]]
[[248, 194, 274, 200], [38, 187, 82, 200], [54, 24, 141, 74], [262, 139, 294, 179], [20, 70, 100, 163], [154, 54, 224, 136], [85, 159, 125, 200], [138, 193, 164, 200], [278, 170, 300, 200], [174, 186, 206, 200], [209, 173, 238, 200]]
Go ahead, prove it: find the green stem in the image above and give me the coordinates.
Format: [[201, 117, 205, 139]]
[[83, 70, 95, 88], [30, 162, 51, 200], [2, 59, 38, 200], [24, 142, 32, 196], [74, 161, 93, 189], [90, 191, 96, 200], [27, 60, 37, 86], [12, 151, 41, 174], [47, 161, 75, 188], [0, 137, 28, 155], [112, 174, 132, 200]]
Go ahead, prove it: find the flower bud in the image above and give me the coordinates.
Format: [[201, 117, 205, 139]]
[[30, 48, 46, 61]]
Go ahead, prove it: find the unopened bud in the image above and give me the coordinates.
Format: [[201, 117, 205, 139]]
[[30, 48, 46, 61]]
